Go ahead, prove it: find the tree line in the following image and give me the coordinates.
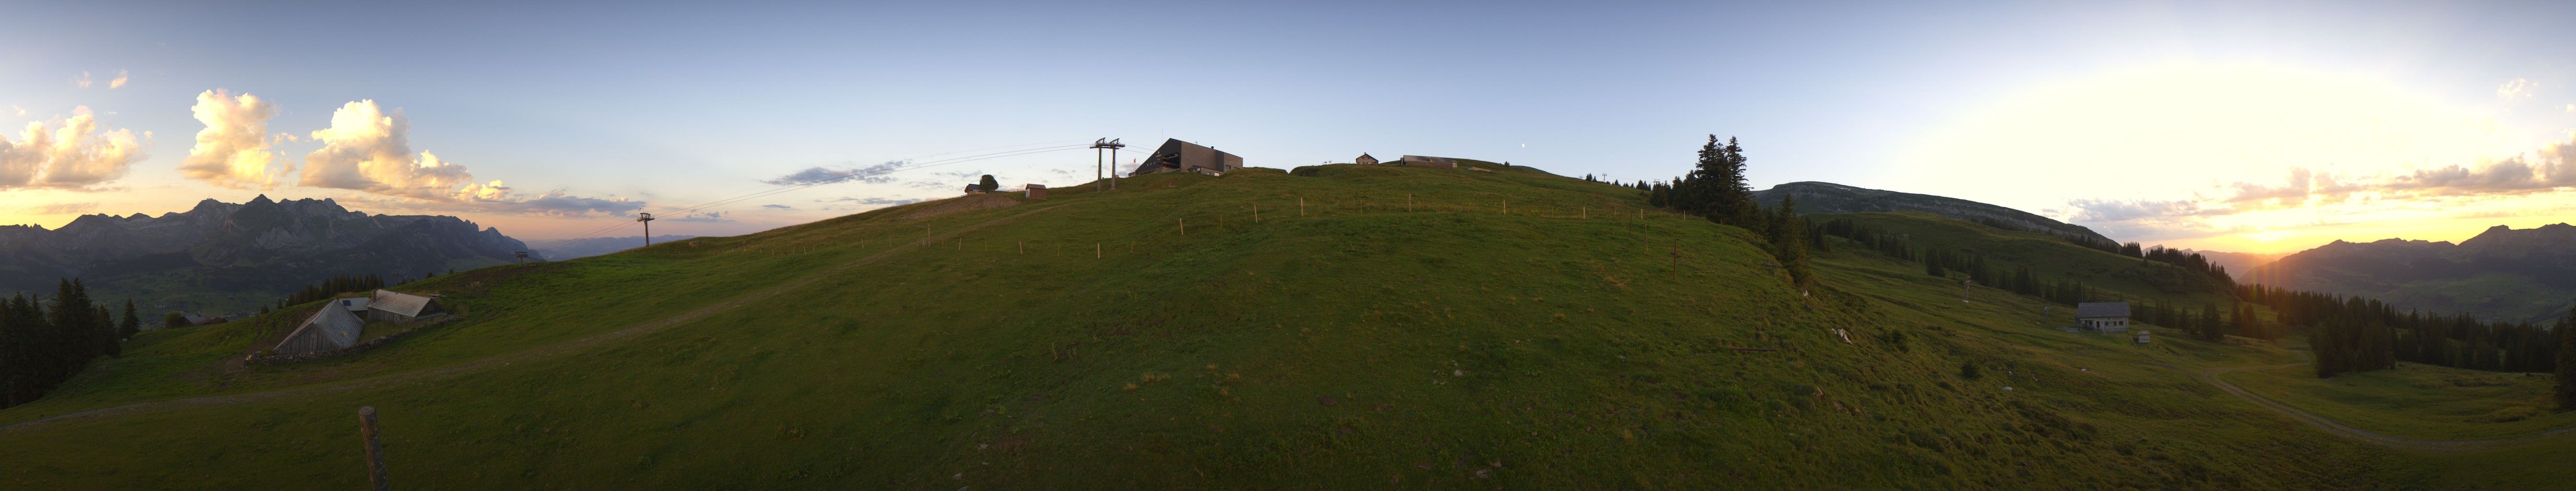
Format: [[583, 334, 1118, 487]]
[[268, 274, 388, 314], [2240, 284, 2561, 378], [1632, 136, 1818, 285], [0, 279, 136, 409]]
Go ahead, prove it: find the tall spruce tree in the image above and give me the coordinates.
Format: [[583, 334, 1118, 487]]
[[0, 294, 23, 406], [118, 299, 139, 340], [2200, 304, 2225, 341], [1771, 195, 1810, 286], [2556, 300, 2575, 410]]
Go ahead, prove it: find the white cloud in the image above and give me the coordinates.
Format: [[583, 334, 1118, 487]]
[[108, 70, 128, 89], [299, 100, 467, 197], [2497, 78, 2536, 100], [298, 99, 637, 215], [74, 71, 92, 89], [180, 90, 292, 189], [2564, 103, 2574, 113], [0, 107, 145, 190], [7, 106, 23, 116], [760, 159, 911, 185]]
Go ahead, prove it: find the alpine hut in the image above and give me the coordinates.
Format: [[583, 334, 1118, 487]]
[[1130, 139, 1244, 176], [275, 301, 366, 355], [2075, 302, 2132, 333], [366, 289, 448, 323], [1354, 153, 1379, 165]]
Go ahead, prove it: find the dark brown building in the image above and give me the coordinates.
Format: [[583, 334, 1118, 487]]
[[1355, 153, 1379, 165], [1024, 184, 1047, 199], [1131, 139, 1244, 176]]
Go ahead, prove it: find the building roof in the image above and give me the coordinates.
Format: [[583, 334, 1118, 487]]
[[2075, 302, 2131, 318], [338, 297, 371, 312], [370, 290, 438, 317], [276, 304, 365, 354]]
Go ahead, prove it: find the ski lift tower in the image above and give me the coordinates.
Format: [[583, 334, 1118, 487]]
[[636, 212, 656, 246], [1092, 138, 1125, 192]]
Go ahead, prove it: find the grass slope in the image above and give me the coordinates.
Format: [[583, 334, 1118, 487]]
[[2220, 362, 2576, 440], [0, 163, 2558, 489]]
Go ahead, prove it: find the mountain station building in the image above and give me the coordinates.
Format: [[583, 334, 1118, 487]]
[[1131, 139, 1244, 176]]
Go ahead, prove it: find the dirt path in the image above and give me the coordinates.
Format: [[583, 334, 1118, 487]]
[[2194, 363, 2576, 451], [1, 204, 1068, 433]]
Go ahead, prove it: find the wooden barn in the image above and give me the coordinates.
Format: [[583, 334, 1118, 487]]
[[1130, 139, 1244, 176], [367, 290, 448, 323], [1024, 184, 1047, 199], [1354, 153, 1378, 165], [275, 302, 365, 355], [2076, 302, 2132, 333], [1397, 155, 1459, 168]]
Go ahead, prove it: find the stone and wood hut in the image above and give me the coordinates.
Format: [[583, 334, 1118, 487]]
[[1130, 139, 1244, 176], [2076, 302, 2132, 333], [1354, 153, 1378, 165], [366, 289, 448, 323], [274, 298, 368, 355]]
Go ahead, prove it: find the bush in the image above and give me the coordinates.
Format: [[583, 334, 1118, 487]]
[[1959, 362, 1983, 380]]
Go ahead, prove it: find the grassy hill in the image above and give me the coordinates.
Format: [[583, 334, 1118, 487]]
[[0, 162, 2562, 489]]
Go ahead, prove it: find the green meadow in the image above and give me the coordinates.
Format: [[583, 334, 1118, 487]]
[[1, 161, 2564, 489]]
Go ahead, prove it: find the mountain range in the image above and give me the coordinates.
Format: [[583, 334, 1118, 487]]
[[2250, 223, 2576, 324], [0, 196, 536, 316]]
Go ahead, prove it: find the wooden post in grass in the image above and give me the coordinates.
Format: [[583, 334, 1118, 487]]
[[1300, 198, 1305, 217], [1254, 204, 1259, 222], [1096, 243, 1102, 258], [1180, 218, 1186, 235], [1019, 241, 1024, 254], [1581, 206, 1587, 219], [923, 224, 931, 246], [1407, 194, 1413, 212], [358, 406, 390, 491]]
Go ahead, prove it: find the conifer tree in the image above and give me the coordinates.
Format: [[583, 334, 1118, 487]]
[[2200, 303, 2225, 341], [2556, 300, 2575, 410], [118, 299, 139, 340], [1770, 195, 1810, 286]]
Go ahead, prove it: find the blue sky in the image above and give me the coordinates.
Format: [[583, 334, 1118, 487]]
[[4, 1, 2574, 253]]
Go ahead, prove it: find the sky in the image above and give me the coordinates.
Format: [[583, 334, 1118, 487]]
[[2, 0, 2573, 254]]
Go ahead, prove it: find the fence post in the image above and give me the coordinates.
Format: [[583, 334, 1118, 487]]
[[358, 406, 390, 491], [1180, 218, 1186, 235], [1300, 198, 1305, 217]]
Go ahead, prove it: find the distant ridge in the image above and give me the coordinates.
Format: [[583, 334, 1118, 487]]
[[2251, 223, 2576, 324], [542, 235, 702, 259], [0, 196, 533, 316], [1753, 181, 2117, 245]]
